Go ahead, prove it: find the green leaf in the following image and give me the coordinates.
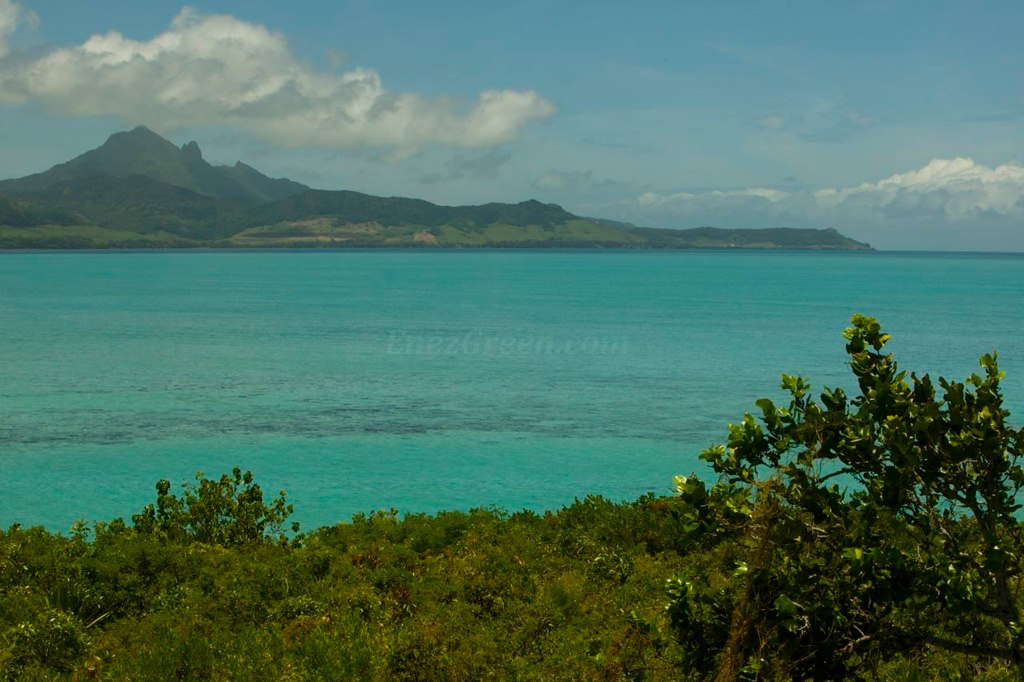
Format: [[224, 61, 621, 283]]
[[774, 594, 799, 618], [842, 547, 864, 561]]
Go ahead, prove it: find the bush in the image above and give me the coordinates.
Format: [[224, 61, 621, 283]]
[[2, 608, 88, 674], [130, 467, 300, 546], [668, 314, 1024, 677]]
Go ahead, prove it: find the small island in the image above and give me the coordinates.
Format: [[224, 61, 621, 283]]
[[0, 127, 871, 251]]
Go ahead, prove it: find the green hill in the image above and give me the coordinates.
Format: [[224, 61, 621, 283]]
[[0, 128, 872, 250]]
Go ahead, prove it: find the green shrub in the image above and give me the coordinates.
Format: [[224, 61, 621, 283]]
[[130, 467, 300, 546], [2, 608, 88, 674], [668, 315, 1024, 678]]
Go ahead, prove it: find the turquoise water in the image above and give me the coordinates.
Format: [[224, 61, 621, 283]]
[[2, 250, 1023, 532]]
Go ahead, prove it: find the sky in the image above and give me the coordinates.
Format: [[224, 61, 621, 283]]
[[0, 0, 1022, 250]]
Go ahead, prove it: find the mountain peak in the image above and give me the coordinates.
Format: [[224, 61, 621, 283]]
[[103, 125, 176, 149], [0, 127, 309, 202], [181, 141, 203, 161]]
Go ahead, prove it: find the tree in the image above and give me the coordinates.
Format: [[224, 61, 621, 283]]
[[667, 314, 1024, 678], [130, 467, 299, 547]]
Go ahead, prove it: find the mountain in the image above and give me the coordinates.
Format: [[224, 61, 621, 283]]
[[0, 126, 308, 201], [0, 128, 872, 250]]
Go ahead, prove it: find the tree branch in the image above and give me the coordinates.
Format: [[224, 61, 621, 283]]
[[817, 468, 857, 485]]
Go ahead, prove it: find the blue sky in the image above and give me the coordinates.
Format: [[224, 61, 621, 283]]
[[1, 0, 1022, 250]]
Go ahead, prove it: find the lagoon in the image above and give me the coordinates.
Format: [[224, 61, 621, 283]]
[[1, 249, 1022, 531]]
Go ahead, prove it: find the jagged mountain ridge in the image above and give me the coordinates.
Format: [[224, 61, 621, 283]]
[[0, 126, 308, 202]]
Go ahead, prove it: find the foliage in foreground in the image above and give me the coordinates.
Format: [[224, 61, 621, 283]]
[[666, 314, 1024, 679], [1, 315, 1022, 680], [2, 489, 694, 680]]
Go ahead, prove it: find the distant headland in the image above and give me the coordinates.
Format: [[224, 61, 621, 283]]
[[0, 127, 871, 251]]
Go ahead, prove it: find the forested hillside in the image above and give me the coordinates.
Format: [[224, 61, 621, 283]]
[[0, 128, 872, 251]]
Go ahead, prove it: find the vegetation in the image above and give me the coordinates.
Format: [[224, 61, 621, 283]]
[[666, 315, 1024, 678], [2, 488, 693, 679], [0, 127, 872, 250], [2, 316, 1019, 679]]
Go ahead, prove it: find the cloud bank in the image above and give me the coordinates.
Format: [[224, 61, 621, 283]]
[[638, 158, 1024, 230], [0, 6, 555, 148], [814, 158, 1024, 220]]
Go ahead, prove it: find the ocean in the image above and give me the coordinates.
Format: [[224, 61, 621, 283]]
[[2, 249, 1022, 531]]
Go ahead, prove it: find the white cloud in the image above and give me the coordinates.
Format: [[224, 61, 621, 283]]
[[533, 172, 569, 191], [638, 187, 790, 208], [0, 2, 14, 57], [533, 171, 599, 192], [814, 157, 1024, 219], [0, 7, 556, 148], [0, 0, 35, 57], [628, 158, 1024, 249], [638, 158, 1024, 226]]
